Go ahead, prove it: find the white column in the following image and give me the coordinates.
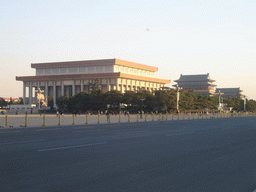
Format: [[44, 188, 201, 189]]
[[61, 81, 64, 96], [107, 79, 110, 92], [72, 80, 75, 96], [23, 82, 26, 104], [45, 81, 48, 105], [120, 79, 123, 93], [36, 82, 40, 105], [53, 81, 56, 108], [81, 80, 84, 92], [29, 82, 32, 105], [116, 79, 119, 91]]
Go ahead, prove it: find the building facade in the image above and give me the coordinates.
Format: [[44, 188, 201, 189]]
[[173, 73, 216, 95], [215, 88, 242, 98], [16, 59, 170, 107]]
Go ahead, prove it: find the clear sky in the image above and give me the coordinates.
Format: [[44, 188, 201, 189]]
[[1, 0, 255, 99]]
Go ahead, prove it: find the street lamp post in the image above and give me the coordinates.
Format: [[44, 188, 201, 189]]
[[218, 91, 223, 110], [176, 85, 180, 113], [243, 95, 246, 111]]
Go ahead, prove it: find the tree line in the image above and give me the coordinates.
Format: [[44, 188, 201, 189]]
[[1, 85, 256, 113], [46, 88, 256, 113]]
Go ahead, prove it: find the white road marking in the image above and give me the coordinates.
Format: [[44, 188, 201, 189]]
[[0, 139, 46, 145], [38, 142, 107, 152], [35, 128, 62, 131], [73, 130, 88, 133], [167, 132, 193, 136], [0, 131, 21, 134]]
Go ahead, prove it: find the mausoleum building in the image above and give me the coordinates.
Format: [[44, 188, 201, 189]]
[[16, 59, 170, 107]]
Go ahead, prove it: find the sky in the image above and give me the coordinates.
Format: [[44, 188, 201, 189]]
[[1, 0, 255, 99]]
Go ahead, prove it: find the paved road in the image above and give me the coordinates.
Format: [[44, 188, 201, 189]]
[[1, 117, 256, 191]]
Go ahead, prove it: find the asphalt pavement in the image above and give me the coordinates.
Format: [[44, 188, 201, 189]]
[[1, 116, 256, 192]]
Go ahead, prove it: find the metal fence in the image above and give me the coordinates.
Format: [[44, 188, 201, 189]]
[[0, 112, 254, 128]]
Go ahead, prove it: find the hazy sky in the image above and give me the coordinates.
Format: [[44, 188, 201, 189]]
[[1, 0, 255, 99]]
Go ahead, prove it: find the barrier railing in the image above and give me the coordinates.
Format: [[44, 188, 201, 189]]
[[0, 112, 255, 128]]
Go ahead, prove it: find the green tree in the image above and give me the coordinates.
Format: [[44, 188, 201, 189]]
[[133, 90, 153, 112], [105, 90, 123, 111], [18, 97, 24, 104], [48, 94, 54, 108], [143, 91, 155, 111], [179, 91, 196, 111], [90, 89, 106, 111], [0, 97, 7, 107], [56, 94, 69, 112], [70, 91, 92, 112], [247, 99, 256, 111], [224, 97, 243, 111], [9, 97, 13, 105], [155, 89, 176, 112], [89, 78, 101, 92], [123, 91, 136, 111]]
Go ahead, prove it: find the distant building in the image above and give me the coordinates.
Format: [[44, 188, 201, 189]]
[[8, 104, 37, 114], [16, 58, 170, 108], [173, 73, 216, 95], [215, 88, 242, 99], [2, 98, 20, 103]]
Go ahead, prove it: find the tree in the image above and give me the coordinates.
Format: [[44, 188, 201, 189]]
[[105, 90, 123, 111], [69, 91, 92, 112], [90, 89, 106, 111], [143, 91, 155, 111], [0, 97, 7, 107], [48, 94, 54, 108], [133, 90, 154, 112], [155, 89, 176, 112], [56, 94, 69, 111], [89, 78, 101, 92], [179, 91, 195, 111], [18, 97, 24, 104], [123, 91, 136, 111], [224, 97, 243, 111], [9, 97, 13, 105], [247, 99, 256, 111]]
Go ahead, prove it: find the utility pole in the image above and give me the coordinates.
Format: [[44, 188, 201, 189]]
[[218, 91, 223, 110], [243, 95, 246, 111], [176, 85, 180, 113]]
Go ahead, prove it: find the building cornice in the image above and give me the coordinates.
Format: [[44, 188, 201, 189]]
[[16, 72, 170, 84], [114, 59, 158, 71], [120, 73, 170, 84], [31, 58, 158, 72]]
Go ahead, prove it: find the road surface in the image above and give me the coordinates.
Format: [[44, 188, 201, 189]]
[[1, 116, 256, 191]]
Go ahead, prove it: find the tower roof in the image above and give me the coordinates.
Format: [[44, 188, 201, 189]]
[[174, 73, 215, 82]]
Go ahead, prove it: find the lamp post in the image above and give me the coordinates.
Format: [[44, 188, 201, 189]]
[[243, 95, 246, 111], [176, 85, 180, 113], [218, 91, 223, 110]]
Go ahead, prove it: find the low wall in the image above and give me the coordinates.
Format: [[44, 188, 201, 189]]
[[0, 112, 254, 128]]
